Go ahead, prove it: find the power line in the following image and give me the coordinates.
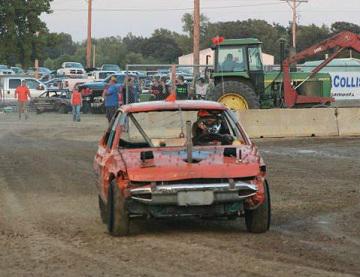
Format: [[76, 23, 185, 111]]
[[51, 2, 283, 12]]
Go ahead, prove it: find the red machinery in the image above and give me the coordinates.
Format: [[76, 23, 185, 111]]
[[282, 31, 360, 107]]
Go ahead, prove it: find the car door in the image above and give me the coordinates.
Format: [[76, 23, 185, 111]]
[[45, 91, 59, 111], [33, 92, 47, 111], [8, 78, 22, 101], [95, 111, 121, 199]]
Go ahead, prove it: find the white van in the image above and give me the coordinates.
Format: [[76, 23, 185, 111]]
[[0, 76, 47, 103]]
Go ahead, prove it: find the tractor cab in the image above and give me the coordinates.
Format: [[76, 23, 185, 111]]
[[211, 38, 264, 110]]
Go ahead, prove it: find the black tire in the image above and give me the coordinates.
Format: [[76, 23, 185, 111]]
[[98, 195, 107, 224], [245, 180, 271, 233], [58, 104, 67, 114], [107, 180, 129, 236], [212, 81, 260, 109], [82, 101, 91, 114], [36, 108, 42, 114]]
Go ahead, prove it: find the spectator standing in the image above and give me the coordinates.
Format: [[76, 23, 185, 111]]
[[103, 76, 119, 122], [151, 79, 163, 101], [15, 80, 31, 120], [71, 89, 82, 122], [195, 77, 208, 99], [159, 77, 169, 100], [122, 76, 135, 104], [175, 75, 189, 100]]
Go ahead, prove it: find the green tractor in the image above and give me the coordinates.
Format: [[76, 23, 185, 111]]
[[210, 38, 332, 110]]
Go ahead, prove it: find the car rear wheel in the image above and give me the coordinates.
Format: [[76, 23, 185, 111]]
[[58, 104, 68, 114], [245, 180, 271, 233], [107, 180, 129, 236]]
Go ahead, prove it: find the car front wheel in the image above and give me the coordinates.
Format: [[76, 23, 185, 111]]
[[107, 180, 129, 236], [245, 180, 271, 233], [98, 195, 107, 224], [58, 104, 68, 114]]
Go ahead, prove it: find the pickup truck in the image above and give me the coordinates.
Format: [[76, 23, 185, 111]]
[[57, 62, 86, 78], [0, 76, 47, 104]]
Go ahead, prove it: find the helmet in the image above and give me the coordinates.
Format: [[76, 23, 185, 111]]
[[197, 110, 222, 134], [197, 110, 211, 118]]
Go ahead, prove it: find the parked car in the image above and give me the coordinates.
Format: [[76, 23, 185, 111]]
[[10, 67, 25, 75], [101, 64, 120, 72], [57, 62, 86, 78], [0, 76, 47, 103], [43, 77, 67, 89], [32, 89, 72, 114], [94, 100, 271, 236], [91, 70, 117, 81], [26, 67, 52, 78], [0, 69, 15, 75]]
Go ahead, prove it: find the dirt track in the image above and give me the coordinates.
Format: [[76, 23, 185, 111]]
[[0, 112, 359, 277]]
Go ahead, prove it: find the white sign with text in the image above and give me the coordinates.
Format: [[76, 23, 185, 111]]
[[330, 72, 360, 100]]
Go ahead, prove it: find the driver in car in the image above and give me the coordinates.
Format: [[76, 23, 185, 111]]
[[192, 110, 234, 146]]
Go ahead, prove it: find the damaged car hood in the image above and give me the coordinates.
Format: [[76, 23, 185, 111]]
[[120, 146, 261, 182]]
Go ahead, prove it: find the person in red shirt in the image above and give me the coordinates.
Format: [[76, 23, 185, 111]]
[[15, 80, 31, 120], [71, 89, 82, 122]]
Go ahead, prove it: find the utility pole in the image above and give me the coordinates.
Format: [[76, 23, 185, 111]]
[[193, 0, 200, 77], [92, 44, 96, 68], [281, 0, 308, 49], [86, 0, 92, 69]]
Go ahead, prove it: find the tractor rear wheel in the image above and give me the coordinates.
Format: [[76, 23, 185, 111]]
[[212, 81, 260, 110]]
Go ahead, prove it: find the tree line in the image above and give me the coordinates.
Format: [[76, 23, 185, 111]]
[[0, 1, 359, 69]]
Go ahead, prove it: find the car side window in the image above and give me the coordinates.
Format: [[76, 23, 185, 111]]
[[106, 111, 121, 148], [9, 79, 21, 89]]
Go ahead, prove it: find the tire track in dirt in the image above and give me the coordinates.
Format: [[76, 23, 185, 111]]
[[1, 114, 360, 276]]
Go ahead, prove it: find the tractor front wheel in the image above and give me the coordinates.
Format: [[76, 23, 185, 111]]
[[212, 81, 260, 110]]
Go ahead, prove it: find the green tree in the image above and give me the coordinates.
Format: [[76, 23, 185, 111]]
[[203, 19, 286, 62], [182, 12, 209, 38], [0, 0, 52, 67], [296, 24, 330, 59], [331, 21, 360, 35], [43, 32, 76, 59], [141, 29, 182, 63]]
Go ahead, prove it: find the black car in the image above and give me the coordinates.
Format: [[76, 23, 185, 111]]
[[32, 89, 72, 114]]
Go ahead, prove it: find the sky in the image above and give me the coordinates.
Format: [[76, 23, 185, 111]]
[[42, 0, 360, 41]]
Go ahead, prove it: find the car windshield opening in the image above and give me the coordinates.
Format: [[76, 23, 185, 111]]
[[119, 110, 245, 148]]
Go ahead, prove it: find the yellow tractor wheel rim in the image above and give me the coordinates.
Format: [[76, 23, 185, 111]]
[[218, 93, 249, 111]]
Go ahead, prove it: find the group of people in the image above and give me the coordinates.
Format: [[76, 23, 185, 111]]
[[14, 74, 213, 124], [102, 75, 138, 122], [150, 75, 211, 101], [14, 80, 84, 122]]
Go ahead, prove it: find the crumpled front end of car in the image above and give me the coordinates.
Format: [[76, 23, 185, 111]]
[[119, 145, 267, 218]]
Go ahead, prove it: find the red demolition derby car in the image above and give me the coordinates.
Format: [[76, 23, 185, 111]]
[[94, 100, 271, 236]]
